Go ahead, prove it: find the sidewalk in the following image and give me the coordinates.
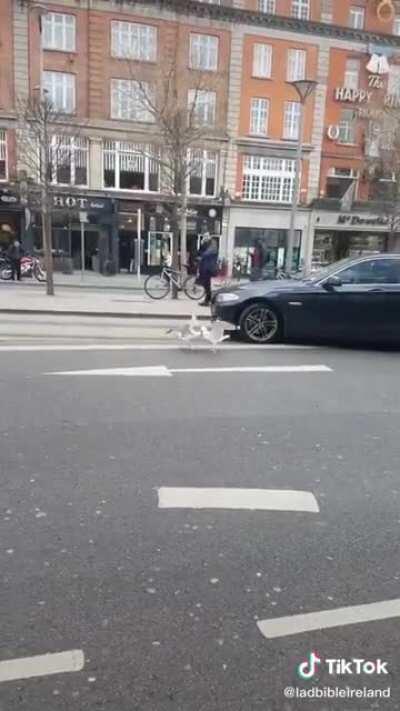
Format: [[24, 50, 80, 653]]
[[0, 281, 213, 319]]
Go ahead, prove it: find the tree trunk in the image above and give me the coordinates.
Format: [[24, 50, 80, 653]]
[[179, 191, 188, 276], [42, 202, 54, 296]]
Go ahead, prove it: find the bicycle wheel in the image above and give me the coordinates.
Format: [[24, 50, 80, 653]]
[[144, 273, 170, 299], [183, 275, 205, 301], [34, 262, 47, 282]]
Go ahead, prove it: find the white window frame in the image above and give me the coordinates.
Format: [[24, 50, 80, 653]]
[[111, 21, 157, 62], [252, 43, 272, 78], [188, 89, 216, 126], [287, 48, 306, 82], [250, 97, 269, 135], [111, 79, 154, 122], [103, 141, 160, 192], [283, 101, 301, 140], [189, 33, 219, 71], [49, 135, 88, 187], [0, 130, 7, 181], [291, 0, 310, 20], [349, 6, 365, 29], [242, 156, 296, 203], [258, 0, 276, 12], [42, 12, 76, 52], [344, 58, 360, 89], [338, 109, 356, 144], [394, 15, 400, 35], [43, 71, 75, 113], [188, 149, 218, 197]]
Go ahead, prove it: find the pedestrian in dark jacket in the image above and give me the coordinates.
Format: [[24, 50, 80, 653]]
[[7, 239, 23, 281], [250, 239, 265, 281], [198, 238, 218, 306]]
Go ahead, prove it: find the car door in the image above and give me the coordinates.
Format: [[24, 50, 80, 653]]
[[315, 259, 396, 343]]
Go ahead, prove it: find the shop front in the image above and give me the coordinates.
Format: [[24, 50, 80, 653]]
[[226, 204, 311, 277], [311, 211, 397, 270], [0, 188, 23, 252], [116, 198, 223, 275], [32, 192, 117, 273]]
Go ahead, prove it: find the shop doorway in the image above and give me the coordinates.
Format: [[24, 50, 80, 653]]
[[234, 228, 301, 278]]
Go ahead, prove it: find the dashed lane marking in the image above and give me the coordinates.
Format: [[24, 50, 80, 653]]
[[0, 650, 85, 683], [158, 487, 320, 513]]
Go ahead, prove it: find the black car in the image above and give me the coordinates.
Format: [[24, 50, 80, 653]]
[[212, 254, 400, 344]]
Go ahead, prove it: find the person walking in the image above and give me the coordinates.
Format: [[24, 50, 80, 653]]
[[7, 239, 23, 281], [250, 239, 265, 281], [198, 238, 218, 307]]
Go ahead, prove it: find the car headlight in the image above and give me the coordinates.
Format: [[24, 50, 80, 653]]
[[216, 292, 240, 303]]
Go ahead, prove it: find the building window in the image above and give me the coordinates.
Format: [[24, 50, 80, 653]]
[[103, 142, 159, 191], [49, 136, 88, 186], [253, 43, 272, 78], [189, 33, 219, 71], [349, 6, 365, 29], [387, 65, 400, 95], [291, 0, 310, 20], [338, 109, 356, 144], [250, 98, 269, 135], [287, 49, 306, 82], [394, 15, 400, 35], [258, 0, 276, 12], [283, 101, 301, 140], [0, 130, 7, 180], [42, 12, 76, 52], [198, 0, 221, 3], [344, 59, 360, 89], [111, 79, 154, 122], [326, 167, 358, 198], [242, 156, 295, 203], [111, 21, 157, 62], [188, 90, 216, 126], [43, 71, 75, 113], [188, 149, 217, 196]]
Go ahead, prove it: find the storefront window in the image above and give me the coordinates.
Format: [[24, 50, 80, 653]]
[[234, 227, 301, 276], [312, 231, 386, 268], [104, 141, 159, 192]]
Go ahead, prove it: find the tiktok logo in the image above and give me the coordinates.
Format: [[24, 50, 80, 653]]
[[297, 652, 322, 680]]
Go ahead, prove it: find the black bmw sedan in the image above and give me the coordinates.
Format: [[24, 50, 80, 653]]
[[211, 254, 400, 344]]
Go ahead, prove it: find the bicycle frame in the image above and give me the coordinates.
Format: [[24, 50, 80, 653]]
[[161, 266, 184, 290]]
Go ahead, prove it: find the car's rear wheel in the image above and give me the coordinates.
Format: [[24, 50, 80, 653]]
[[239, 302, 281, 344]]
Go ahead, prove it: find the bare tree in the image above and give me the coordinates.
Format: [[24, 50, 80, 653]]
[[119, 42, 222, 296], [363, 113, 400, 251], [16, 93, 81, 295]]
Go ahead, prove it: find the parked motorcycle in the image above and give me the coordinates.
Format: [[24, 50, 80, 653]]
[[0, 255, 46, 282]]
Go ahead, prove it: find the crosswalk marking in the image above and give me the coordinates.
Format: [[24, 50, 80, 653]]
[[48, 364, 332, 377]]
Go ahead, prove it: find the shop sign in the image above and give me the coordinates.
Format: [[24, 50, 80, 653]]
[[334, 86, 400, 109], [0, 191, 18, 205], [337, 214, 389, 226], [53, 194, 112, 212]]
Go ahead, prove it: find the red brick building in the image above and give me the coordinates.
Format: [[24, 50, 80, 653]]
[[1, 0, 400, 274]]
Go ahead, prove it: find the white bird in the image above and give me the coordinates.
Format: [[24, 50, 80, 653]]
[[200, 322, 230, 352], [166, 313, 202, 348]]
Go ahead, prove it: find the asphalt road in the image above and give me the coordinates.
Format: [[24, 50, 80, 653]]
[[1, 343, 400, 710]]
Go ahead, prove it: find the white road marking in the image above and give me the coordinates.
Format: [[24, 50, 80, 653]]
[[49, 365, 172, 377], [48, 364, 332, 377], [157, 488, 319, 513], [0, 343, 314, 352], [0, 650, 85, 683], [257, 598, 400, 639]]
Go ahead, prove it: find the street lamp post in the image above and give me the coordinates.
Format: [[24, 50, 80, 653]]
[[79, 211, 88, 282], [285, 79, 317, 275]]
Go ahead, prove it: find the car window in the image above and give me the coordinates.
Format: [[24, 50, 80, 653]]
[[337, 259, 400, 285]]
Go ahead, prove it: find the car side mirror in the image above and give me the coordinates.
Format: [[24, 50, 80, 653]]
[[322, 275, 342, 291]]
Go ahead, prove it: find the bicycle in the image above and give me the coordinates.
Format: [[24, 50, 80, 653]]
[[144, 264, 205, 300]]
